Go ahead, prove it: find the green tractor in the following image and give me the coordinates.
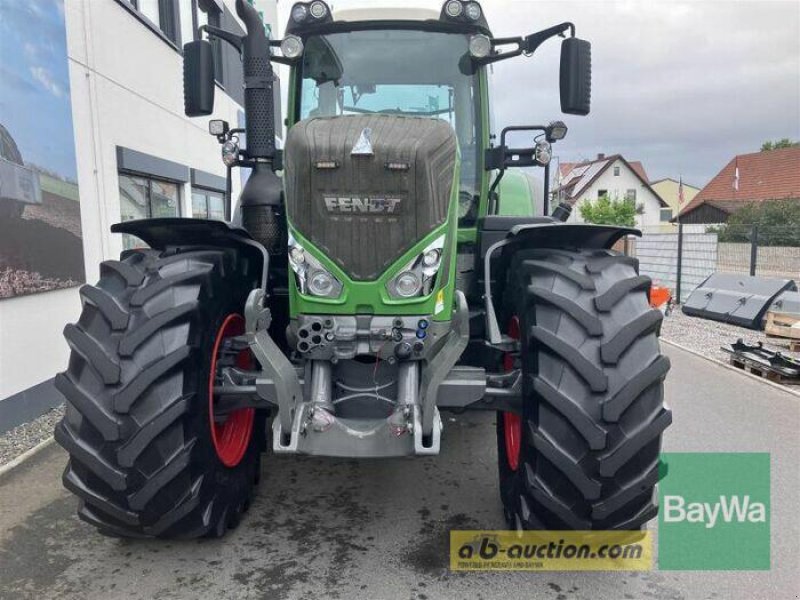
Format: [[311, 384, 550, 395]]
[[55, 0, 671, 538]]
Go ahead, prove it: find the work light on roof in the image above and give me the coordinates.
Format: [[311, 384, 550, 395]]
[[464, 2, 482, 20], [309, 1, 328, 19], [291, 4, 308, 22], [445, 0, 463, 17]]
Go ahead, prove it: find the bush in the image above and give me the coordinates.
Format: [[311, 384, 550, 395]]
[[578, 195, 641, 227], [710, 199, 800, 246]]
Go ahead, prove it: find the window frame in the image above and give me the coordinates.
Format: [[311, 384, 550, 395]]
[[660, 208, 674, 222], [613, 166, 620, 176], [119, 171, 183, 220], [191, 186, 226, 220], [115, 0, 196, 52]]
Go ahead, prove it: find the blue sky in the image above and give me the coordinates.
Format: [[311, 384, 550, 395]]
[[0, 0, 77, 181]]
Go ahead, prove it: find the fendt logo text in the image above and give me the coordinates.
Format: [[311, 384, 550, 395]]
[[324, 196, 402, 214], [663, 495, 767, 529]]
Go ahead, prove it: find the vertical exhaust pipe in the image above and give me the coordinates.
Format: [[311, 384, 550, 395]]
[[235, 0, 285, 254]]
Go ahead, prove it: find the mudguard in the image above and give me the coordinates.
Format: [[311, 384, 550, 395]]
[[480, 219, 640, 344], [112, 218, 269, 290]]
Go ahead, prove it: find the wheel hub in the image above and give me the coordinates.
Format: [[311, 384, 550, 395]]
[[209, 314, 255, 467], [502, 315, 522, 472]]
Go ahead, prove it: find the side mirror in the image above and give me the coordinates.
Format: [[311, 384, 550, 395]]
[[183, 40, 215, 117], [560, 37, 591, 116]]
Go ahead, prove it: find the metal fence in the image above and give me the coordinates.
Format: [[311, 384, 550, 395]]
[[624, 223, 800, 303]]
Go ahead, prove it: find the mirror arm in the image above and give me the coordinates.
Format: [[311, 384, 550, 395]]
[[523, 22, 575, 55], [476, 22, 576, 66], [200, 24, 244, 54]]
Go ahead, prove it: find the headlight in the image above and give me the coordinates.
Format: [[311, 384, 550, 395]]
[[386, 235, 446, 299], [288, 235, 343, 298], [535, 140, 552, 166], [308, 270, 336, 296], [394, 272, 422, 298], [469, 34, 491, 59], [221, 140, 239, 167], [280, 35, 304, 59]]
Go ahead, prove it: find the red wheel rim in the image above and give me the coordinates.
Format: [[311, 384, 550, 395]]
[[503, 316, 522, 472], [208, 314, 255, 468]]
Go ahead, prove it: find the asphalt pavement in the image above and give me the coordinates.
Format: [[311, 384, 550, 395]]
[[0, 344, 798, 600]]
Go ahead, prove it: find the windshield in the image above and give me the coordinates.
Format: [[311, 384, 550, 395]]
[[298, 29, 481, 224]]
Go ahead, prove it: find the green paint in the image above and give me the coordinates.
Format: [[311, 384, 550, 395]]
[[288, 158, 461, 321], [496, 169, 535, 216]]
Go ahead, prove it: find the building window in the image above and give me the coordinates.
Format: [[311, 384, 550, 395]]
[[119, 173, 181, 248], [613, 166, 620, 176], [178, 0, 197, 46], [192, 188, 226, 220], [598, 189, 608, 199], [660, 208, 674, 222], [129, 0, 181, 44], [625, 189, 637, 201], [198, 1, 224, 85]]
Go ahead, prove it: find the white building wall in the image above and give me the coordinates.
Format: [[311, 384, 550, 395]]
[[568, 158, 664, 228], [0, 0, 277, 401]]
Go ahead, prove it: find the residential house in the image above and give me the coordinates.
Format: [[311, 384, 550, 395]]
[[554, 153, 668, 228], [651, 178, 701, 224], [678, 147, 800, 224]]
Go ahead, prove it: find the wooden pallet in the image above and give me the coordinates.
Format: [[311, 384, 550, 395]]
[[729, 357, 800, 385], [764, 311, 800, 340]]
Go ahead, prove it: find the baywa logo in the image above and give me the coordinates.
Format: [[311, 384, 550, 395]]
[[663, 494, 766, 529], [323, 196, 402, 215], [658, 453, 770, 570]]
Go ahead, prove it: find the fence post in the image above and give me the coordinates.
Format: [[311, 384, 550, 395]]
[[676, 222, 683, 304], [750, 224, 758, 276]]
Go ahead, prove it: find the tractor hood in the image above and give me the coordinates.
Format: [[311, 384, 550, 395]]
[[284, 114, 458, 281]]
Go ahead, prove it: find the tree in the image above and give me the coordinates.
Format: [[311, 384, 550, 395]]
[[760, 139, 799, 152], [579, 195, 642, 227]]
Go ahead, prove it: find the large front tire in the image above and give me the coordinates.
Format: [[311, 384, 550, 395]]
[[497, 248, 672, 530], [55, 247, 265, 538]]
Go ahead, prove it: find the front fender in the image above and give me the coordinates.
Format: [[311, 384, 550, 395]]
[[480, 219, 640, 345], [112, 218, 269, 291]]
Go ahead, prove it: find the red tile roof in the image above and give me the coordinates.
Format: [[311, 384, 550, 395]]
[[679, 147, 800, 217], [629, 161, 648, 183]]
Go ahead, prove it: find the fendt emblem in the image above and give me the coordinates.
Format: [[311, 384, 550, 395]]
[[324, 196, 402, 214]]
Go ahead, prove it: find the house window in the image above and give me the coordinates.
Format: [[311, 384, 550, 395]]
[[598, 189, 608, 199], [660, 208, 674, 222], [613, 166, 620, 176], [625, 189, 637, 201], [198, 1, 224, 85], [119, 173, 181, 248], [192, 189, 226, 220]]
